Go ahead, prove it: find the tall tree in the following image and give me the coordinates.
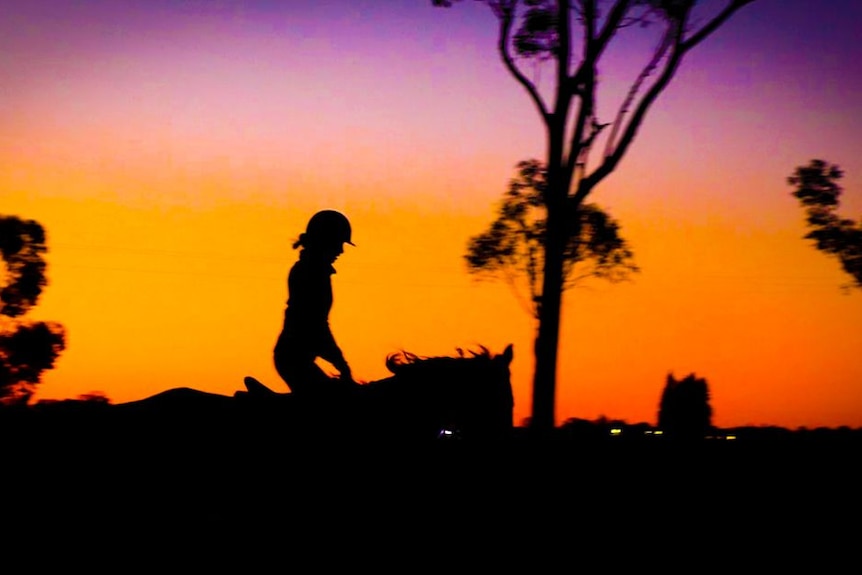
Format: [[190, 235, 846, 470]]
[[433, 0, 757, 432], [465, 158, 638, 319], [788, 159, 861, 291], [0, 216, 66, 405]]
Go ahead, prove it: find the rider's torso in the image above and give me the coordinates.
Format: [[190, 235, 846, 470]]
[[280, 255, 335, 352]]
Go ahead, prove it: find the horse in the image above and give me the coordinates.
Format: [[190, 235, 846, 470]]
[[356, 343, 515, 440], [111, 344, 515, 442]]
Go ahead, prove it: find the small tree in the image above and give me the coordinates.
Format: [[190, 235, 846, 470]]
[[465, 158, 638, 319], [788, 159, 861, 291], [0, 215, 66, 405], [658, 372, 712, 439], [433, 0, 758, 432]]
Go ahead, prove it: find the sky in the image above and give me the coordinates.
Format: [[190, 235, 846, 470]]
[[2, 0, 861, 429]]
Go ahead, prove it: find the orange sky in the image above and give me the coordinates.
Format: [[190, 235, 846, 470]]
[[3, 0, 861, 429]]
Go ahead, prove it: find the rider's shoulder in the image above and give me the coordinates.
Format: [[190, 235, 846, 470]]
[[289, 258, 335, 282]]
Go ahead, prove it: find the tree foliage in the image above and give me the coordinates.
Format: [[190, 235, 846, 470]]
[[788, 159, 861, 291], [0, 215, 66, 405], [0, 216, 48, 318], [466, 159, 639, 318]]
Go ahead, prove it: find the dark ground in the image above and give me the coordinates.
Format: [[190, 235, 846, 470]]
[[2, 403, 859, 568]]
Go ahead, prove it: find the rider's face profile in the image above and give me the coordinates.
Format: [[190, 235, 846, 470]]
[[314, 240, 345, 264]]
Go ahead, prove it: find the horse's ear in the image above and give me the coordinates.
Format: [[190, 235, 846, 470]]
[[501, 344, 514, 364]]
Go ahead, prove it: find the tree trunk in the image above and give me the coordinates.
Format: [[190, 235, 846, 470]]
[[530, 182, 568, 435]]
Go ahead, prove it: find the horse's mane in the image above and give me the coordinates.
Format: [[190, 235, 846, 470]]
[[384, 346, 494, 375]]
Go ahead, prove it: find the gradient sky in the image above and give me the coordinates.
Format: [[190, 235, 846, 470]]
[[2, 0, 861, 429]]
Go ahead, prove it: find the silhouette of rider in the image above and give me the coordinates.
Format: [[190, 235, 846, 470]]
[[274, 209, 358, 396]]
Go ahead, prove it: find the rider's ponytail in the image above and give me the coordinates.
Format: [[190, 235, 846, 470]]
[[292, 233, 306, 250]]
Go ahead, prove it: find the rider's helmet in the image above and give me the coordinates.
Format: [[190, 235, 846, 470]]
[[305, 209, 355, 246]]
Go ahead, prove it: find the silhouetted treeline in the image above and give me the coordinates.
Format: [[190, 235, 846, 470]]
[[3, 397, 861, 447], [544, 417, 862, 444]]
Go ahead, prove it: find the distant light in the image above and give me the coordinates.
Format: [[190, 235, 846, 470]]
[[725, 435, 737, 440], [654, 430, 664, 435], [610, 428, 622, 435]]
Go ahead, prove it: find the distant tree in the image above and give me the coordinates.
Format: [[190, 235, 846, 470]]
[[0, 216, 66, 405], [432, 0, 758, 432], [658, 372, 712, 439], [788, 159, 862, 291], [466, 159, 639, 319], [76, 391, 111, 404]]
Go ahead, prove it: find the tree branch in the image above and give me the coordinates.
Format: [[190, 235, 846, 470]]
[[502, 266, 539, 319], [497, 3, 550, 123], [557, 0, 572, 98], [603, 25, 672, 158], [565, 268, 599, 287], [594, 0, 631, 57], [578, 14, 686, 202], [564, 0, 596, 185], [578, 1, 757, 201], [682, 0, 756, 52]]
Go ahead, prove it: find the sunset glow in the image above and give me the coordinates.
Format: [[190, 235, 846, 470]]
[[3, 0, 861, 429]]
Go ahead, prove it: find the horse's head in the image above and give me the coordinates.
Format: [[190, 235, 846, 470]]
[[377, 344, 514, 439]]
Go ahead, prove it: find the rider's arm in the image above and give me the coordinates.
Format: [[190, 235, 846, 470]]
[[319, 323, 352, 380]]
